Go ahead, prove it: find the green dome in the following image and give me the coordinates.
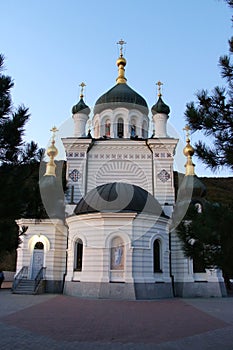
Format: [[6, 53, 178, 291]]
[[75, 182, 165, 217], [94, 83, 149, 114], [151, 96, 170, 115], [72, 98, 90, 115]]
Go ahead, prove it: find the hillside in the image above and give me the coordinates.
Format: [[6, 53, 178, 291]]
[[200, 177, 233, 207], [174, 172, 233, 207]]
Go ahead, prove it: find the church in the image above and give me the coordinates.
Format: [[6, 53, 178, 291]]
[[14, 41, 226, 299]]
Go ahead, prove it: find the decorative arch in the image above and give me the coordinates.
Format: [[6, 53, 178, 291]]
[[105, 231, 131, 249], [99, 114, 112, 137], [71, 232, 87, 247], [95, 160, 149, 189], [28, 235, 50, 254]]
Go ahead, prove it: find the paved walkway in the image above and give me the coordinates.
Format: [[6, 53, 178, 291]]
[[0, 289, 233, 349]]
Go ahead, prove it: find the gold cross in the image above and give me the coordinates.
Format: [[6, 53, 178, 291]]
[[50, 126, 58, 140], [183, 125, 191, 139], [117, 39, 126, 57], [79, 82, 86, 98], [156, 81, 163, 97]]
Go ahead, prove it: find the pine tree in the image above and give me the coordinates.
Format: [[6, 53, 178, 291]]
[[0, 54, 44, 264], [177, 202, 233, 287], [185, 1, 233, 172]]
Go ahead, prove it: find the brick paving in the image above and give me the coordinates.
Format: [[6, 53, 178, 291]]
[[0, 290, 233, 349]]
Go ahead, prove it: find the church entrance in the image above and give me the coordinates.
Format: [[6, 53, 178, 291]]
[[31, 242, 44, 279]]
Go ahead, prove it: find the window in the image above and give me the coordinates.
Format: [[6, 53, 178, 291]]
[[142, 121, 147, 138], [105, 119, 111, 137], [74, 239, 83, 271], [34, 242, 44, 250], [153, 239, 162, 272], [130, 118, 136, 137], [131, 124, 136, 137], [117, 118, 124, 138]]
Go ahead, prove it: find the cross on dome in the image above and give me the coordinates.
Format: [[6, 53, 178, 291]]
[[50, 126, 58, 141], [156, 81, 163, 97], [183, 125, 191, 141], [117, 39, 127, 57], [79, 82, 86, 98]]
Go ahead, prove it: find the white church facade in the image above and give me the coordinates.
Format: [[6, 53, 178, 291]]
[[14, 43, 226, 299]]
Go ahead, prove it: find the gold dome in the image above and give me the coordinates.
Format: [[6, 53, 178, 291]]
[[47, 140, 58, 158], [116, 56, 127, 67], [183, 140, 194, 157], [44, 127, 59, 177]]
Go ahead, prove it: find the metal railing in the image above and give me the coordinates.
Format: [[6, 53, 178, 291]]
[[12, 266, 29, 290], [34, 267, 46, 292]]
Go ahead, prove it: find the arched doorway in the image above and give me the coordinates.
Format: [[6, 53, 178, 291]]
[[31, 242, 44, 279]]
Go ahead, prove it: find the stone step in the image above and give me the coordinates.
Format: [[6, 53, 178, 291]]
[[13, 279, 37, 294]]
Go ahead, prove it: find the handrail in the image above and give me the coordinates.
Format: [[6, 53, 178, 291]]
[[34, 267, 46, 292], [12, 266, 28, 290]]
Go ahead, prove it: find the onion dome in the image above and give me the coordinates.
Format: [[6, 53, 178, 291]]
[[178, 126, 206, 199], [94, 84, 148, 114], [151, 96, 170, 115], [72, 97, 90, 115], [72, 82, 90, 115], [39, 127, 64, 220], [94, 43, 148, 114], [74, 182, 165, 217], [183, 140, 194, 157], [183, 126, 196, 176], [44, 127, 58, 177]]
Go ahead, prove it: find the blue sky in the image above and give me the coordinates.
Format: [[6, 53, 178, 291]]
[[1, 0, 232, 176]]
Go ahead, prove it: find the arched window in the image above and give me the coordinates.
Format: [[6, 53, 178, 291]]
[[34, 242, 44, 250], [131, 124, 136, 137], [117, 118, 124, 138], [142, 121, 147, 138], [105, 119, 111, 137], [130, 118, 136, 137], [74, 239, 83, 271], [111, 237, 124, 270], [153, 239, 162, 272]]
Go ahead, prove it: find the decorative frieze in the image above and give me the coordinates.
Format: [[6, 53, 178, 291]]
[[88, 153, 153, 160], [66, 151, 86, 159], [85, 152, 173, 160]]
